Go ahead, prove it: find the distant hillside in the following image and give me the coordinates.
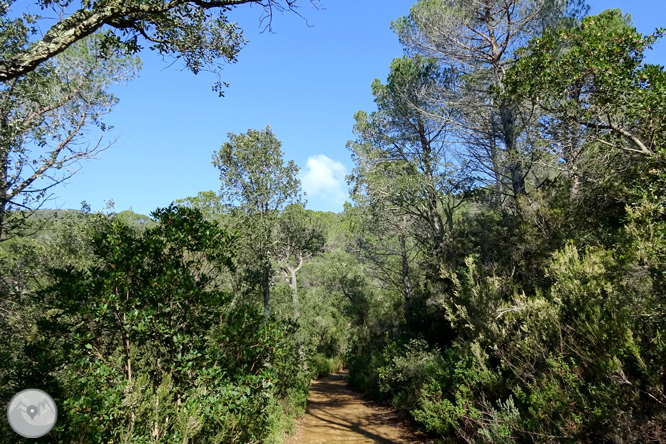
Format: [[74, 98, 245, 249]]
[[2, 208, 157, 242]]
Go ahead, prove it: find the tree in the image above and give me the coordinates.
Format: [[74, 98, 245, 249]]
[[21, 206, 293, 443], [47, 205, 234, 386], [173, 190, 227, 221], [392, 0, 588, 209], [0, 0, 319, 85], [274, 203, 325, 320], [505, 9, 665, 161], [212, 125, 302, 319], [348, 55, 472, 308], [0, 33, 140, 240]]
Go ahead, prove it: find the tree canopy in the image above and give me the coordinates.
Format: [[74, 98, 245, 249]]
[[0, 0, 319, 88], [0, 32, 140, 240], [213, 125, 303, 319]]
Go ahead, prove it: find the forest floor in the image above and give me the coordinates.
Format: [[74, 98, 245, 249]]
[[285, 372, 432, 444]]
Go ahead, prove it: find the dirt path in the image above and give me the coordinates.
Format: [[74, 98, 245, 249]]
[[285, 372, 430, 444]]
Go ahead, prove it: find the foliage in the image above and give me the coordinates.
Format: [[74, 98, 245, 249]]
[[348, 54, 474, 323], [212, 125, 303, 321], [0, 33, 140, 239], [0, 0, 319, 88], [3, 4, 666, 444], [505, 9, 665, 158], [274, 203, 326, 321], [390, 0, 588, 207], [310, 354, 343, 378], [174, 190, 227, 222], [345, 6, 666, 444], [214, 125, 302, 216], [0, 206, 311, 443]]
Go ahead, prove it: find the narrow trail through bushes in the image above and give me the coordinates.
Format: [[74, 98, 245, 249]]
[[286, 372, 430, 444]]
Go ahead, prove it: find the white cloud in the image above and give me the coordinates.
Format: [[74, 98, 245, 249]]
[[300, 154, 348, 207]]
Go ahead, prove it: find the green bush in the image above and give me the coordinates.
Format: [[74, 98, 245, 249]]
[[310, 353, 343, 378], [345, 333, 390, 399], [377, 338, 445, 415]]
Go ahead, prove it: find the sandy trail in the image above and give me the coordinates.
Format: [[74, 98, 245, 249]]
[[285, 372, 429, 444]]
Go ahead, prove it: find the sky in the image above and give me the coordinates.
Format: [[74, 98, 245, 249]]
[[23, 0, 666, 216]]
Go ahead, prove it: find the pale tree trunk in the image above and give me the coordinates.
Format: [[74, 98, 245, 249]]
[[123, 327, 132, 384], [122, 288, 134, 423], [261, 261, 273, 370], [117, 289, 133, 384], [290, 265, 299, 320], [281, 255, 306, 369], [571, 172, 580, 198], [563, 140, 582, 198], [281, 254, 304, 321], [120, 310, 135, 427], [562, 109, 583, 198]]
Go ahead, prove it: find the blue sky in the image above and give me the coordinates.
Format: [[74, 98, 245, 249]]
[[30, 0, 666, 215]]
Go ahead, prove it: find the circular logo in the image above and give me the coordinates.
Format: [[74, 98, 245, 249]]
[[7, 389, 58, 438]]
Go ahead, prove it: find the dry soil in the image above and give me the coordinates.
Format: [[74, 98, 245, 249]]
[[285, 372, 431, 444]]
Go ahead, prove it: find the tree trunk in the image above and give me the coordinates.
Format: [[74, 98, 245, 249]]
[[0, 199, 6, 242], [282, 257, 306, 369], [282, 254, 303, 321], [501, 105, 526, 198], [489, 21, 526, 205], [417, 116, 445, 246], [489, 133, 507, 213], [120, 309, 133, 384], [444, 207, 454, 233], [482, 103, 507, 213], [124, 335, 132, 383], [562, 119, 583, 198]]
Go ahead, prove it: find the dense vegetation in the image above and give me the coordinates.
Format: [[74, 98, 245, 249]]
[[344, 4, 666, 443], [1, 0, 665, 443], [0, 152, 350, 443]]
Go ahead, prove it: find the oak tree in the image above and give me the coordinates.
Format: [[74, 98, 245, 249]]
[[274, 203, 325, 320], [213, 125, 302, 319]]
